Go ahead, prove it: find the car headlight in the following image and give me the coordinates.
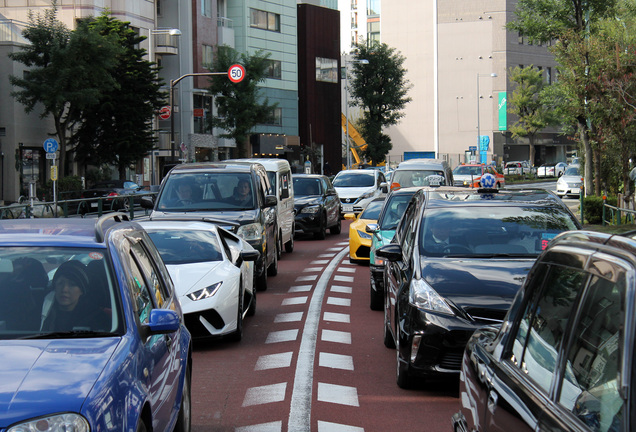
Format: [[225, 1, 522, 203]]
[[187, 282, 222, 301], [356, 190, 375, 202], [300, 205, 321, 214], [357, 230, 372, 240], [409, 278, 454, 315], [237, 223, 263, 242], [8, 413, 90, 432]]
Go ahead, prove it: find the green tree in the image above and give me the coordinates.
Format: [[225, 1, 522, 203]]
[[507, 66, 552, 166], [507, 0, 620, 195], [8, 1, 122, 175], [206, 46, 277, 158], [71, 12, 165, 179], [349, 41, 412, 166]]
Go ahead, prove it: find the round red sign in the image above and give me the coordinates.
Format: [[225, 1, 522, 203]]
[[228, 64, 246, 83], [158, 106, 171, 120]]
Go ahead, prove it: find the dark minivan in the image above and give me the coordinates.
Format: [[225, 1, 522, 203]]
[[143, 162, 278, 291]]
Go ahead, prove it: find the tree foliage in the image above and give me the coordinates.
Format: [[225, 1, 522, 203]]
[[507, 66, 552, 165], [206, 46, 276, 158], [71, 12, 165, 179], [9, 1, 122, 175], [349, 41, 412, 166]]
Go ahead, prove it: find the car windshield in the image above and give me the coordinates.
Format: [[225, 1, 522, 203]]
[[360, 200, 384, 220], [379, 193, 415, 230], [332, 172, 375, 187], [564, 166, 580, 176], [391, 169, 446, 187], [0, 247, 122, 340], [156, 172, 256, 211], [294, 178, 322, 196], [419, 206, 579, 257], [453, 166, 482, 176], [146, 229, 223, 264]]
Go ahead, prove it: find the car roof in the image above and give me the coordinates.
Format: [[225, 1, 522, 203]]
[[168, 162, 257, 174], [293, 174, 326, 179], [420, 187, 568, 209], [138, 219, 223, 232], [548, 230, 636, 265], [0, 214, 135, 247]]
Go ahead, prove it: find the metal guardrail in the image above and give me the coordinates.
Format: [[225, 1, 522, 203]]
[[0, 192, 157, 220], [602, 202, 636, 226]]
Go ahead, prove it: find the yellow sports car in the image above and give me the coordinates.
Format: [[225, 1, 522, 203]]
[[345, 198, 385, 264]]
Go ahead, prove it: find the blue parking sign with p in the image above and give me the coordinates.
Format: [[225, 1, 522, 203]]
[[43, 138, 58, 153]]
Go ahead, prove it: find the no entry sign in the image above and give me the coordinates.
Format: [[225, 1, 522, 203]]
[[158, 106, 171, 120]]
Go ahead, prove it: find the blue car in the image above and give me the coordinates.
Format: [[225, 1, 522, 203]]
[[0, 214, 192, 432]]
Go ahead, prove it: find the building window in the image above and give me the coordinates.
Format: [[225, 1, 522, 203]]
[[157, 0, 162, 17], [202, 0, 213, 18], [202, 44, 213, 68], [315, 57, 338, 83], [351, 12, 358, 29], [264, 107, 282, 126], [250, 8, 280, 32], [546, 67, 552, 84], [193, 93, 213, 134], [266, 60, 282, 79], [367, 0, 380, 15]]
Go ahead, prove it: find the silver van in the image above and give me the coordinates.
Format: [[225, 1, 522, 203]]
[[226, 158, 295, 254], [389, 158, 453, 190]]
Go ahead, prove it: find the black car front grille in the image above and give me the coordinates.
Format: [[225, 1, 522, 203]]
[[465, 307, 507, 324], [439, 351, 463, 370], [184, 309, 225, 337], [356, 245, 370, 258]]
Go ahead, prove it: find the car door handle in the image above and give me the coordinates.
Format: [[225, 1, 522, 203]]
[[487, 390, 498, 414], [165, 334, 174, 349]]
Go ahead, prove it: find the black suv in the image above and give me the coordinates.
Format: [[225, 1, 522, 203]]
[[376, 186, 581, 388], [143, 162, 278, 291], [453, 230, 635, 432]]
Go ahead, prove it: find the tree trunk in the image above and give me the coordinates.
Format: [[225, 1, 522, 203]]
[[578, 119, 593, 196], [594, 148, 601, 196], [53, 115, 67, 177], [528, 134, 536, 166]]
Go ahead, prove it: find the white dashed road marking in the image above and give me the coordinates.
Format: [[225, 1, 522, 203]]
[[255, 352, 293, 371], [317, 383, 360, 407], [319, 352, 354, 370], [323, 312, 350, 323], [265, 329, 299, 344], [235, 421, 282, 432], [242, 382, 287, 407], [289, 285, 312, 293], [274, 312, 303, 323], [331, 285, 352, 294], [334, 275, 354, 283], [282, 296, 309, 306], [326, 297, 351, 307], [321, 329, 352, 344], [317, 421, 364, 432]]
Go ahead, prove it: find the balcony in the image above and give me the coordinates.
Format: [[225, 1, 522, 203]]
[[217, 17, 235, 48], [153, 32, 179, 56]]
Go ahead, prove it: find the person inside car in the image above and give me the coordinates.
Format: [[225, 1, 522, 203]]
[[228, 179, 253, 207], [173, 181, 195, 206], [40, 261, 109, 332]]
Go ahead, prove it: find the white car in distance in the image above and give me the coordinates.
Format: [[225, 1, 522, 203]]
[[139, 219, 259, 342]]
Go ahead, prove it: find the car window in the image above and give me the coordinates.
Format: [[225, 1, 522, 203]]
[[418, 206, 578, 257], [396, 198, 419, 259], [332, 172, 375, 187], [146, 229, 223, 264], [511, 266, 586, 395], [392, 170, 446, 187], [294, 178, 322, 196], [559, 269, 626, 431], [564, 166, 580, 176], [379, 193, 415, 230], [129, 240, 168, 310], [360, 200, 384, 220]]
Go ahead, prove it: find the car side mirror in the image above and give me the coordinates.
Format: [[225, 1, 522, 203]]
[[380, 182, 388, 193], [376, 244, 402, 262], [366, 223, 379, 233], [141, 309, 180, 339], [265, 195, 278, 207], [344, 213, 356, 220], [240, 249, 260, 262], [141, 195, 155, 209]]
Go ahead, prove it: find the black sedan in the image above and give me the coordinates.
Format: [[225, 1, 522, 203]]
[[293, 174, 341, 239], [81, 179, 146, 212], [376, 186, 581, 389], [453, 230, 633, 432]]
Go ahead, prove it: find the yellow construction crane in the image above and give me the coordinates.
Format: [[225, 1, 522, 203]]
[[341, 114, 385, 170]]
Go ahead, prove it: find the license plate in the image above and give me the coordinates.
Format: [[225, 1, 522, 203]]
[[342, 204, 353, 213], [90, 202, 98, 208]]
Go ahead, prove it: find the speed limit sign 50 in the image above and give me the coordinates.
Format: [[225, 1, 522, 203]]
[[228, 64, 246, 83]]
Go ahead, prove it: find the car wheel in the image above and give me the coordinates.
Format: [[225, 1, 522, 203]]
[[383, 300, 395, 348], [247, 288, 256, 316], [267, 247, 278, 276], [256, 265, 268, 291], [314, 215, 327, 240], [284, 227, 294, 253], [174, 367, 192, 432], [370, 282, 383, 311], [228, 288, 244, 342], [396, 334, 413, 389], [330, 217, 342, 235]]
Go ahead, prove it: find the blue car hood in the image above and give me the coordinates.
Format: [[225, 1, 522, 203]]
[[0, 338, 120, 425], [420, 257, 534, 313]]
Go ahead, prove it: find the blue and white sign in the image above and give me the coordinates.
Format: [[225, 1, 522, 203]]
[[43, 138, 58, 153]]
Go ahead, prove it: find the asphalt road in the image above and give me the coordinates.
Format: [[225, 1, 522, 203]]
[[189, 221, 459, 432]]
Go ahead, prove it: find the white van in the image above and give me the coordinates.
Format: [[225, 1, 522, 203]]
[[226, 158, 295, 254]]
